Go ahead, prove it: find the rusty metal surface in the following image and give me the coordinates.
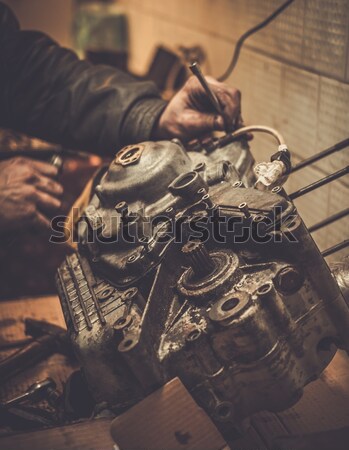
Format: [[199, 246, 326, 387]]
[[55, 136, 349, 435]]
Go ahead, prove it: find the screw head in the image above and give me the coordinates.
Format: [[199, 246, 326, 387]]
[[275, 266, 303, 294]]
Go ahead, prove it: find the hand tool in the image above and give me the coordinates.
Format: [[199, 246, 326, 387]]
[[189, 61, 225, 117], [0, 319, 73, 383], [1, 378, 60, 408]]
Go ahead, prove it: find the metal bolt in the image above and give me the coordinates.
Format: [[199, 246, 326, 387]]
[[253, 214, 265, 223], [238, 202, 251, 219], [115, 201, 129, 218], [201, 193, 215, 209], [275, 266, 303, 294]]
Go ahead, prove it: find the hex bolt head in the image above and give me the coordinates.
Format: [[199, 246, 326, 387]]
[[275, 266, 303, 294]]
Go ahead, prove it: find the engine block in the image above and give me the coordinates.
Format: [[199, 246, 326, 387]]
[[56, 137, 349, 432]]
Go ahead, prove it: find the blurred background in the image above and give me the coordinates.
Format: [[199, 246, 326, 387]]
[[1, 0, 348, 298]]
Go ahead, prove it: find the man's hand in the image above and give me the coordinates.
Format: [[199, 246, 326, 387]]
[[153, 76, 241, 142], [0, 157, 63, 233]]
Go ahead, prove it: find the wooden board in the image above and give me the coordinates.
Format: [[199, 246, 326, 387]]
[[110, 377, 227, 450], [0, 296, 76, 402], [0, 418, 114, 450]]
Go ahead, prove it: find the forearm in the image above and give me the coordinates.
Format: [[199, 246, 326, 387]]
[[0, 8, 166, 154]]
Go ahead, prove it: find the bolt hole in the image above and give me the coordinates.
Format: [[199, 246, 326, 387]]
[[116, 201, 126, 209], [124, 339, 133, 348], [187, 330, 201, 341], [257, 283, 272, 295], [116, 317, 126, 326], [124, 288, 137, 299], [221, 297, 239, 311], [194, 162, 205, 171], [121, 147, 139, 160], [98, 287, 113, 301], [173, 172, 197, 189]]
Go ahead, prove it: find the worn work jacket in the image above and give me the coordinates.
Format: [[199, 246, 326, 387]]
[[0, 2, 166, 154]]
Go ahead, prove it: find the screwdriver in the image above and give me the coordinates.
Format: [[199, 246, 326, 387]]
[[189, 61, 225, 117]]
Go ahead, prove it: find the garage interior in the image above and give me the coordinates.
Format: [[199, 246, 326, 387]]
[[0, 1, 348, 449]]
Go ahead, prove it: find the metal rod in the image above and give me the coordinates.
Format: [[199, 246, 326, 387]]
[[189, 62, 225, 116], [291, 138, 349, 173], [322, 240, 349, 258], [289, 166, 349, 200], [77, 254, 106, 326], [309, 208, 349, 233], [65, 256, 93, 330]]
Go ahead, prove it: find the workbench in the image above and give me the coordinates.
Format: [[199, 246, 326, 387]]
[[1, 296, 349, 450]]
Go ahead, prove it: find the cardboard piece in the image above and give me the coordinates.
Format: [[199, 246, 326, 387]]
[[110, 377, 228, 450]]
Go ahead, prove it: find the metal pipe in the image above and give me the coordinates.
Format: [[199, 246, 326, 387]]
[[291, 138, 349, 173], [309, 208, 349, 233], [231, 125, 285, 146], [322, 240, 349, 258], [289, 166, 349, 200]]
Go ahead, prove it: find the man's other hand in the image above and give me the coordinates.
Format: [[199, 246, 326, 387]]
[[0, 157, 63, 233], [153, 76, 241, 142]]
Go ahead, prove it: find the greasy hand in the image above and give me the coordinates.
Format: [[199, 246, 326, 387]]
[[153, 76, 241, 141], [0, 157, 63, 233]]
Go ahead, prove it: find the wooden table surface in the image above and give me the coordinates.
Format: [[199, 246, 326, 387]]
[[1, 295, 349, 450]]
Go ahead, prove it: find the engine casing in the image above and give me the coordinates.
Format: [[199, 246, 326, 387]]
[[56, 138, 349, 432]]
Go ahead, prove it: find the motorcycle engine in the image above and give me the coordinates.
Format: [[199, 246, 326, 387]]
[[56, 136, 349, 432]]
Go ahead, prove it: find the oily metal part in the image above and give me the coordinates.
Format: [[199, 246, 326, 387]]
[[56, 137, 349, 435]]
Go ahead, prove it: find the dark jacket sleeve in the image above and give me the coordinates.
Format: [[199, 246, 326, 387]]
[[0, 3, 167, 154]]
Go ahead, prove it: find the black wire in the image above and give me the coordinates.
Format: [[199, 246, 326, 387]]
[[322, 240, 349, 258], [218, 0, 296, 82]]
